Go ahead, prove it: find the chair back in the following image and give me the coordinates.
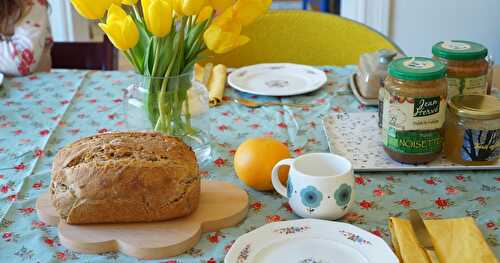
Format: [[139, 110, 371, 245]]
[[207, 10, 403, 67], [51, 37, 118, 70]]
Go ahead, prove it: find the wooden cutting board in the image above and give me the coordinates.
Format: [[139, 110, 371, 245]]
[[36, 180, 248, 259]]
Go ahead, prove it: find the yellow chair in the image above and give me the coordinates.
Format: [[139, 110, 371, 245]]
[[206, 10, 403, 67]]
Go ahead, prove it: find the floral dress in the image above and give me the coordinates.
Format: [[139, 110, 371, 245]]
[[0, 0, 52, 76]]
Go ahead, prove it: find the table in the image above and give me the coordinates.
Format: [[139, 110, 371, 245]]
[[0, 67, 498, 262]]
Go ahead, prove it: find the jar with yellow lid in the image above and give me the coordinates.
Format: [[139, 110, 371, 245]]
[[444, 95, 500, 165], [432, 40, 489, 98], [383, 57, 448, 164]]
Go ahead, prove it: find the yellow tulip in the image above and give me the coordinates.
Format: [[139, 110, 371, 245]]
[[111, 0, 138, 5], [208, 0, 233, 11], [71, 0, 113, 20], [122, 0, 138, 5], [172, 0, 206, 16], [233, 0, 272, 26], [203, 9, 249, 54], [196, 6, 213, 24], [142, 0, 173, 37], [98, 4, 139, 50]]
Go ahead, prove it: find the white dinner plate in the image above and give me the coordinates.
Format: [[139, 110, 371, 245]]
[[225, 219, 399, 263], [228, 63, 327, 96], [0, 73, 4, 87]]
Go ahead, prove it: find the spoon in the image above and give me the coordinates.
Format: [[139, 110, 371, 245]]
[[234, 98, 313, 108]]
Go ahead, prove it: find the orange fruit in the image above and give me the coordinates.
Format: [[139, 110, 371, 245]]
[[234, 137, 291, 191]]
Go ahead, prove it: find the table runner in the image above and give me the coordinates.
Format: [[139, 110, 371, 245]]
[[0, 67, 498, 262]]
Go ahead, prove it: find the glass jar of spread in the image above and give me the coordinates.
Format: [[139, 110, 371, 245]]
[[444, 95, 500, 165], [432, 40, 489, 98], [382, 57, 447, 164]]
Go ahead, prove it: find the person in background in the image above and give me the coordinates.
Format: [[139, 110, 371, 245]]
[[0, 0, 52, 76]]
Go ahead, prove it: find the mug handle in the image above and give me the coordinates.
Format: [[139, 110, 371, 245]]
[[271, 159, 293, 197]]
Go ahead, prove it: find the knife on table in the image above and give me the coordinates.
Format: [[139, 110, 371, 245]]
[[408, 209, 440, 263]]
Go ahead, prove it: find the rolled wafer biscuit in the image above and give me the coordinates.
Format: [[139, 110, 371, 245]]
[[194, 63, 204, 83], [207, 64, 227, 107]]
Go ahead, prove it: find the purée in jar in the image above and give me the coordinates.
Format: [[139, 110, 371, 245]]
[[432, 40, 489, 98], [382, 57, 447, 164], [444, 95, 500, 165]]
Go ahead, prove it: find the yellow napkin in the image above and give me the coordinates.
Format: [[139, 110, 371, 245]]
[[194, 63, 227, 107], [389, 217, 498, 263]]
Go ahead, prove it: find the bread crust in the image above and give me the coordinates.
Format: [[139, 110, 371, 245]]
[[50, 132, 200, 224]]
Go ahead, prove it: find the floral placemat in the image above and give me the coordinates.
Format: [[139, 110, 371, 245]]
[[322, 112, 500, 172]]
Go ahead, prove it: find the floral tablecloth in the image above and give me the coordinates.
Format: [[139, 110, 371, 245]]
[[0, 67, 498, 263]]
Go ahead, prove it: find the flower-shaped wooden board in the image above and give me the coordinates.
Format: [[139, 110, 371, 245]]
[[36, 180, 248, 259]]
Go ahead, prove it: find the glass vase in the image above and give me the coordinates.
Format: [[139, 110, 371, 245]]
[[124, 73, 212, 164]]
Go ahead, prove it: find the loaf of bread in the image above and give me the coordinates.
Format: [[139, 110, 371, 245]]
[[50, 132, 200, 225]]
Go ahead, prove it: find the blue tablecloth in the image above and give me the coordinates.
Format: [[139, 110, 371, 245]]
[[0, 67, 498, 262]]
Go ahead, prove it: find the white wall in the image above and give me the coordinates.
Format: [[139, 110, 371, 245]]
[[342, 0, 500, 62], [341, 0, 391, 36], [48, 0, 93, 42], [47, 0, 69, 41], [390, 0, 500, 60]]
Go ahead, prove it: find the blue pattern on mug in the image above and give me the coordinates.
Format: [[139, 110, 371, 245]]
[[300, 186, 323, 213], [287, 177, 293, 198], [334, 183, 352, 209]]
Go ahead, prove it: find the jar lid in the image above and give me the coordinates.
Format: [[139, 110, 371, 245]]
[[448, 95, 500, 120], [388, 57, 447, 81], [432, 40, 488, 61]]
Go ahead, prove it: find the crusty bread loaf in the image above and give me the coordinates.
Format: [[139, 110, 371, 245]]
[[50, 132, 200, 225]]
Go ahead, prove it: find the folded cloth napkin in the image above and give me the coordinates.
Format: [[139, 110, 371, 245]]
[[194, 63, 227, 107], [389, 217, 498, 263]]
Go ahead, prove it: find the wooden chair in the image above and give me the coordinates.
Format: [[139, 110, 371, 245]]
[[51, 36, 118, 70], [206, 10, 403, 67]]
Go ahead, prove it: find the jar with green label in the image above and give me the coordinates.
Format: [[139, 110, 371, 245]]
[[383, 57, 448, 164], [432, 40, 489, 99], [444, 95, 500, 165]]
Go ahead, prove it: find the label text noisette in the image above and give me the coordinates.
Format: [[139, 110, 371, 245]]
[[398, 137, 441, 149]]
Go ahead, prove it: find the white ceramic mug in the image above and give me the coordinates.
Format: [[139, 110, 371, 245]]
[[272, 153, 355, 220]]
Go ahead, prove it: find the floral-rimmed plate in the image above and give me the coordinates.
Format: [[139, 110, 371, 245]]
[[225, 219, 399, 263], [228, 63, 327, 96]]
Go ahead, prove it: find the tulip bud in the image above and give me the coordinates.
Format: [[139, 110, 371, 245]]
[[71, 0, 113, 20], [204, 9, 250, 54], [122, 0, 138, 5], [143, 0, 173, 37], [172, 0, 206, 16], [208, 0, 233, 12], [196, 6, 213, 24], [233, 0, 272, 26], [98, 4, 139, 50]]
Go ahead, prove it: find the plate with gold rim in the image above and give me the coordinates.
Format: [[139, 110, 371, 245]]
[[228, 63, 327, 96], [225, 219, 398, 263]]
